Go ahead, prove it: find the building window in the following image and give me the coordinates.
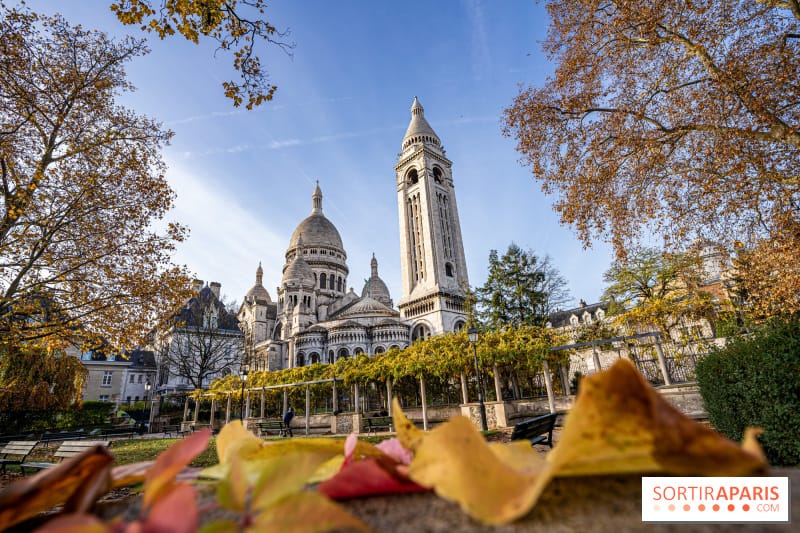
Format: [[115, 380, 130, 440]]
[[127, 396, 132, 403], [320, 273, 327, 289], [445, 262, 454, 277], [99, 395, 109, 402], [102, 371, 113, 386], [129, 375, 134, 383], [138, 375, 143, 383]]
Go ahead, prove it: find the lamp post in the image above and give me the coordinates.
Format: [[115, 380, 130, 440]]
[[144, 379, 152, 433], [239, 364, 249, 420], [468, 327, 488, 432]]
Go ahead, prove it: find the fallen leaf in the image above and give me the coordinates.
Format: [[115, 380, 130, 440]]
[[216, 421, 263, 465], [318, 455, 428, 499], [391, 398, 425, 451], [547, 359, 768, 477], [143, 428, 211, 510], [0, 445, 114, 531], [249, 492, 369, 533], [407, 415, 552, 525], [34, 513, 109, 533], [250, 452, 339, 512], [144, 482, 198, 533]]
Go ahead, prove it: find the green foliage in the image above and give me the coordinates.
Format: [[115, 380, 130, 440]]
[[477, 244, 547, 328], [696, 317, 800, 466], [58, 401, 116, 430]]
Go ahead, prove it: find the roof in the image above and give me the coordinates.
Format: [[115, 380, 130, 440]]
[[402, 97, 440, 148], [288, 184, 344, 252], [547, 301, 609, 329], [245, 263, 271, 303]]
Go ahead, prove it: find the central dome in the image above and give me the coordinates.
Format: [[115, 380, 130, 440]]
[[287, 182, 345, 254]]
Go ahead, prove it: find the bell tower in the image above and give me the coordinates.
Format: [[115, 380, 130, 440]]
[[395, 97, 469, 338]]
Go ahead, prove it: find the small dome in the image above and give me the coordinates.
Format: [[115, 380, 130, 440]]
[[245, 263, 271, 303], [338, 296, 398, 318], [361, 254, 392, 307], [282, 250, 315, 286]]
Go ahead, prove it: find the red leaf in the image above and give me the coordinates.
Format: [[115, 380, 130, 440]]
[[143, 428, 210, 510], [318, 456, 428, 499], [143, 483, 198, 533]]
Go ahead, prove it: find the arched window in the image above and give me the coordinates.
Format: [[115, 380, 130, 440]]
[[310, 352, 319, 364], [337, 348, 349, 360], [433, 166, 443, 184], [273, 323, 282, 340], [296, 353, 305, 367], [453, 320, 465, 332], [374, 346, 385, 354], [412, 324, 430, 341], [328, 350, 334, 363], [445, 262, 454, 277], [320, 273, 327, 289], [337, 276, 342, 292], [354, 347, 364, 355], [407, 169, 418, 184], [329, 275, 335, 290]]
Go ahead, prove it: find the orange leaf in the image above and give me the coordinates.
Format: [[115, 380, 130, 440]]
[[33, 513, 109, 533], [547, 359, 768, 477], [0, 445, 113, 531], [143, 428, 211, 510], [249, 492, 369, 533], [144, 483, 198, 533]]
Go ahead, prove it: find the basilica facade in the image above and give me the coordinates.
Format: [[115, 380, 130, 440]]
[[238, 99, 469, 371]]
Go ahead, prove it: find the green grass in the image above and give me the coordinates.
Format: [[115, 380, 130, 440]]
[[109, 438, 219, 467]]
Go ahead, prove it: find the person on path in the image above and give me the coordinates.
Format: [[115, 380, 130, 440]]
[[283, 407, 294, 437]]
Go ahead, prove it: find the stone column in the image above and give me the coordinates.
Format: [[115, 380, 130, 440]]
[[386, 378, 393, 414], [209, 399, 216, 428], [305, 385, 311, 436], [592, 344, 602, 373], [183, 396, 190, 422], [542, 360, 556, 414], [559, 363, 572, 396], [493, 365, 502, 402], [244, 390, 251, 419], [260, 388, 265, 418], [332, 379, 338, 413], [193, 397, 200, 423], [420, 375, 428, 431], [225, 394, 232, 424], [654, 337, 672, 385], [460, 372, 468, 404], [354, 383, 361, 414], [283, 388, 289, 415]]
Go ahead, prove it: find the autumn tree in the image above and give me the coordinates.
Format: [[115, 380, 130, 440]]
[[111, 0, 294, 108], [0, 6, 192, 349], [477, 244, 571, 329], [503, 0, 800, 315], [602, 247, 714, 337], [155, 288, 243, 391]]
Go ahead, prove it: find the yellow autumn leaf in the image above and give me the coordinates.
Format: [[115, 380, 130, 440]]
[[250, 452, 338, 511], [308, 455, 346, 484], [249, 492, 369, 533], [391, 398, 425, 451], [547, 359, 767, 477], [407, 415, 553, 525], [216, 420, 263, 465]]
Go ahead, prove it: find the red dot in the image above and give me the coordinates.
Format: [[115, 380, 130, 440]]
[[713, 504, 720, 512], [743, 504, 750, 512], [728, 504, 735, 512], [668, 504, 676, 512], [683, 504, 691, 512], [698, 504, 706, 512], [653, 504, 661, 512]]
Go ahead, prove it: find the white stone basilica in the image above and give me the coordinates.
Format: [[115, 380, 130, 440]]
[[238, 98, 469, 371]]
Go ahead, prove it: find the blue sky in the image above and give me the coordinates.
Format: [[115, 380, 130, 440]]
[[27, 0, 613, 309]]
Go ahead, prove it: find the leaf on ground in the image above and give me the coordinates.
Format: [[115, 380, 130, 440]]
[[0, 445, 114, 531], [215, 453, 249, 512], [34, 513, 109, 533], [199, 519, 240, 533], [216, 420, 263, 465], [318, 455, 428, 499], [489, 441, 547, 475], [392, 398, 425, 451], [250, 452, 338, 511], [144, 482, 198, 533], [143, 428, 211, 510], [547, 359, 768, 477], [407, 415, 553, 525], [307, 455, 345, 484], [250, 492, 369, 533]]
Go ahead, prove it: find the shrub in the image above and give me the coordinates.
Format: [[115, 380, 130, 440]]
[[58, 401, 116, 430], [696, 317, 800, 466]]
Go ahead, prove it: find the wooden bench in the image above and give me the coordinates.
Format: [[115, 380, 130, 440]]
[[20, 440, 110, 474], [0, 433, 36, 446], [256, 420, 289, 437], [510, 413, 558, 447], [363, 415, 393, 434], [0, 441, 38, 474], [40, 430, 88, 447], [162, 424, 188, 438], [90, 427, 138, 439]]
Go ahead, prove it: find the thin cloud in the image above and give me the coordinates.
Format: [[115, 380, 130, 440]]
[[463, 0, 492, 80]]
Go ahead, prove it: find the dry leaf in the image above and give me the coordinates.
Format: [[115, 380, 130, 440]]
[[33, 513, 109, 533], [249, 492, 369, 533], [391, 398, 425, 451], [547, 359, 768, 477], [0, 445, 113, 531], [143, 428, 211, 510]]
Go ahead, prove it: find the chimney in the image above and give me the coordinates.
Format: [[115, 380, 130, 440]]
[[579, 299, 587, 308], [210, 282, 221, 299], [192, 279, 204, 294]]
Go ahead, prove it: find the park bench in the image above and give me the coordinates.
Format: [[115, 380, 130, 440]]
[[256, 420, 289, 437], [40, 430, 88, 448], [20, 440, 110, 475], [162, 424, 188, 438], [510, 413, 558, 447], [0, 433, 36, 446], [0, 440, 38, 474], [363, 415, 393, 434], [89, 427, 138, 439]]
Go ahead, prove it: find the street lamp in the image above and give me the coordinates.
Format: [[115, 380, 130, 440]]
[[468, 327, 488, 432], [239, 364, 249, 420], [144, 379, 152, 433]]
